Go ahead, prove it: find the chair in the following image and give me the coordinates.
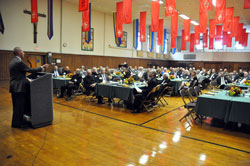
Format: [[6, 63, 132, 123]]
[[187, 87, 197, 103], [155, 83, 169, 106], [139, 87, 157, 113], [194, 86, 202, 97], [179, 89, 196, 122], [153, 85, 162, 107]]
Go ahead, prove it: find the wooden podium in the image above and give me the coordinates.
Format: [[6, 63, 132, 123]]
[[27, 72, 53, 128]]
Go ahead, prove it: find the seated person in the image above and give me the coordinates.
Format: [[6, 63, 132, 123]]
[[80, 65, 86, 78], [216, 72, 231, 89], [182, 70, 191, 80], [142, 69, 150, 81], [239, 69, 244, 78], [133, 71, 157, 113], [230, 70, 240, 83], [58, 69, 82, 101], [92, 67, 99, 82], [98, 68, 112, 83], [51, 65, 61, 77], [179, 71, 198, 90], [63, 66, 72, 75], [239, 72, 250, 84], [123, 68, 131, 79]]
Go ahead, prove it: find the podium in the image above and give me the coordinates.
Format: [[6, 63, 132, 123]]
[[27, 72, 53, 128]]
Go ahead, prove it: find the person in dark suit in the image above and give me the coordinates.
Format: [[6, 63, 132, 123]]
[[51, 65, 62, 77], [123, 68, 131, 79], [216, 72, 232, 89], [84, 69, 97, 95], [133, 71, 157, 113], [229, 70, 240, 82], [209, 69, 218, 81], [142, 69, 150, 81], [58, 69, 82, 101], [92, 67, 99, 82], [98, 68, 111, 83], [9, 47, 48, 128], [63, 66, 71, 75]]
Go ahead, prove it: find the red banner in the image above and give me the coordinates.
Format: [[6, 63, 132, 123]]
[[171, 36, 176, 48], [223, 32, 228, 45], [227, 35, 232, 47], [199, 11, 208, 33], [151, 0, 160, 32], [230, 17, 239, 37], [140, 12, 147, 42], [184, 19, 190, 41], [209, 19, 216, 38], [181, 30, 186, 50], [203, 30, 208, 48], [157, 19, 164, 45], [116, 2, 124, 38], [235, 23, 243, 42], [209, 37, 214, 49], [243, 33, 248, 47], [224, 7, 234, 32], [123, 0, 132, 24], [215, 25, 223, 42], [195, 25, 200, 45], [165, 0, 176, 16], [190, 33, 195, 52], [79, 0, 89, 12], [171, 10, 178, 38], [215, 0, 226, 24], [82, 7, 89, 32], [200, 0, 213, 12], [31, 0, 38, 23], [238, 28, 245, 44], [244, 0, 250, 8]]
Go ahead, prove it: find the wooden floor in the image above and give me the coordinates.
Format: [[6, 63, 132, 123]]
[[0, 81, 250, 166]]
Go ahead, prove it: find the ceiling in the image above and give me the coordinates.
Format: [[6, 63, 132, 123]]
[[65, 0, 250, 33]]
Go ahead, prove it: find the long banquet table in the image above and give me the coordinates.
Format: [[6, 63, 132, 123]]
[[195, 90, 250, 125], [53, 77, 71, 89]]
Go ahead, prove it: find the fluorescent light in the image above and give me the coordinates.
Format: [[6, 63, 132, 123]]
[[159, 0, 164, 4], [212, 0, 216, 7], [191, 21, 199, 26], [179, 14, 190, 20]]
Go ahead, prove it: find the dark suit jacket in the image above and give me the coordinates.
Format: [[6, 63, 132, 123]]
[[83, 75, 96, 89], [216, 76, 231, 85], [9, 57, 42, 93], [143, 72, 150, 81], [142, 77, 157, 96], [70, 74, 82, 86], [230, 74, 240, 82], [209, 73, 218, 81], [97, 74, 110, 83]]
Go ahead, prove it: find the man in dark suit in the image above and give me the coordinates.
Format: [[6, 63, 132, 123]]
[[58, 69, 82, 101], [51, 65, 61, 77], [63, 66, 71, 75], [230, 70, 240, 82], [9, 47, 48, 128], [133, 71, 157, 113], [216, 72, 231, 89]]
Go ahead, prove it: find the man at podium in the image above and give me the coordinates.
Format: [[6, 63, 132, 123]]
[[9, 47, 49, 128]]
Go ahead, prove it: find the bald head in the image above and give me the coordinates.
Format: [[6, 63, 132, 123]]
[[13, 47, 24, 59]]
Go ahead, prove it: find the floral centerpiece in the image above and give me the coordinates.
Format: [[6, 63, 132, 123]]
[[228, 86, 242, 96], [66, 73, 73, 78], [124, 76, 135, 84], [169, 75, 175, 80], [115, 71, 122, 75], [243, 80, 250, 86]]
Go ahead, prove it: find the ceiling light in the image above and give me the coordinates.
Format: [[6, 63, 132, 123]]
[[179, 14, 190, 20], [152, 0, 163, 4], [191, 21, 199, 26], [212, 0, 216, 7]]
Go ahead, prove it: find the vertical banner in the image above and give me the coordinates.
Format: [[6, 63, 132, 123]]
[[31, 0, 38, 23], [140, 11, 147, 42], [230, 17, 239, 37], [171, 36, 176, 48], [123, 0, 132, 24], [171, 10, 178, 38], [184, 19, 190, 41], [244, 0, 250, 9], [133, 19, 139, 49], [227, 35, 232, 47], [215, 0, 226, 24], [181, 30, 186, 51], [165, 0, 176, 16], [85, 3, 91, 43], [235, 23, 243, 42], [116, 2, 124, 38], [79, 0, 89, 12], [47, 0, 53, 40], [222, 32, 228, 45], [113, 13, 122, 47], [199, 11, 208, 33], [195, 25, 200, 45], [215, 25, 223, 42], [149, 26, 154, 52], [200, 0, 213, 12], [209, 37, 214, 49], [157, 19, 164, 45], [151, 0, 160, 32], [190, 33, 195, 52], [161, 29, 167, 53], [0, 12, 5, 34], [243, 33, 248, 47], [224, 7, 234, 32], [82, 4, 89, 32], [209, 19, 216, 38], [203, 30, 208, 48]]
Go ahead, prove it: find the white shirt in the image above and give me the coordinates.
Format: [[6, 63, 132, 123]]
[[54, 70, 59, 77], [221, 77, 226, 85], [16, 56, 21, 61], [102, 74, 106, 82]]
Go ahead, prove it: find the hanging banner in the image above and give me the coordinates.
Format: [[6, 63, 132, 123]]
[[200, 0, 213, 12], [82, 3, 89, 32], [181, 30, 186, 51], [0, 12, 5, 34], [199, 11, 208, 33], [47, 0, 53, 40], [31, 0, 38, 23], [195, 25, 200, 45], [171, 10, 178, 38], [161, 29, 167, 53], [209, 19, 216, 38], [235, 23, 243, 42], [79, 0, 89, 12], [243, 33, 248, 47], [222, 32, 228, 45], [244, 0, 250, 9], [157, 19, 164, 45], [209, 37, 214, 49], [203, 30, 208, 48], [171, 36, 176, 48], [140, 11, 147, 42], [184, 19, 190, 41], [116, 2, 124, 38], [165, 0, 176, 16], [230, 17, 239, 37], [215, 0, 226, 24], [133, 19, 139, 49], [224, 7, 234, 32], [215, 25, 223, 42], [149, 26, 154, 52], [227, 35, 232, 47], [190, 33, 195, 52], [85, 3, 91, 43], [171, 48, 176, 54], [113, 13, 122, 47], [123, 0, 132, 24], [151, 0, 160, 32]]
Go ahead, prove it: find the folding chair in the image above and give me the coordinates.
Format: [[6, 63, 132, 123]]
[[194, 86, 202, 97], [155, 83, 169, 106], [139, 87, 157, 113], [187, 87, 197, 103], [179, 89, 196, 122]]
